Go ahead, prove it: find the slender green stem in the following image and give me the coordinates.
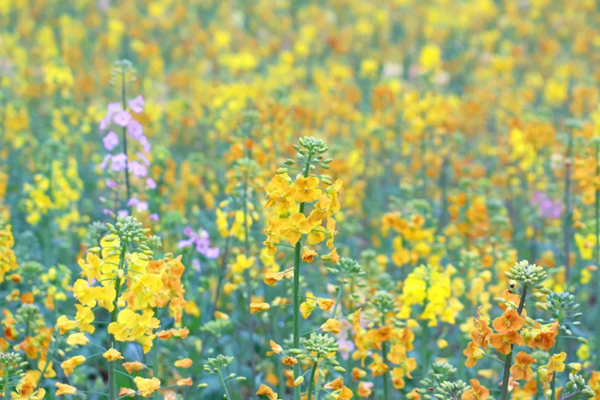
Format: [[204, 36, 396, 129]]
[[550, 335, 560, 399], [595, 142, 600, 369], [109, 243, 127, 400], [500, 285, 527, 400], [293, 151, 313, 400], [330, 275, 345, 318], [381, 315, 389, 400], [152, 306, 159, 400], [307, 359, 319, 400], [563, 130, 573, 281], [121, 69, 131, 203], [217, 370, 232, 400]]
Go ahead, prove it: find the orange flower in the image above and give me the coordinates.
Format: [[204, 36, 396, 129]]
[[266, 340, 283, 356], [462, 379, 490, 400], [463, 341, 485, 368], [176, 378, 193, 386], [470, 309, 492, 350], [492, 310, 524, 335], [256, 384, 278, 400], [510, 352, 536, 381], [498, 290, 521, 311], [282, 356, 298, 366], [123, 361, 145, 374], [301, 247, 318, 262], [324, 377, 344, 390], [250, 302, 270, 314], [490, 331, 525, 355]]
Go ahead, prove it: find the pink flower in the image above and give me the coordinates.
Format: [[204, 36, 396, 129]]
[[113, 110, 132, 127], [128, 120, 143, 139], [129, 161, 147, 178], [128, 95, 145, 114], [103, 131, 119, 151], [146, 178, 157, 189]]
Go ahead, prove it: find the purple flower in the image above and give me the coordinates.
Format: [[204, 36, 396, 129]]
[[100, 154, 112, 170], [103, 131, 119, 151], [108, 102, 122, 114], [99, 118, 109, 131], [100, 102, 122, 130], [531, 191, 563, 220], [110, 153, 128, 172], [137, 152, 150, 166], [113, 110, 132, 127], [128, 95, 145, 114], [127, 197, 140, 207], [205, 247, 220, 258], [336, 338, 355, 360], [128, 120, 143, 139], [178, 227, 220, 259], [129, 161, 147, 178], [146, 178, 157, 189], [138, 136, 151, 153], [192, 259, 201, 272], [117, 210, 129, 218], [135, 201, 148, 212], [149, 213, 159, 221], [106, 180, 118, 189]]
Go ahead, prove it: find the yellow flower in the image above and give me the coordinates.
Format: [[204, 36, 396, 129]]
[[291, 177, 321, 203], [133, 377, 161, 397], [280, 213, 319, 244], [250, 302, 270, 314], [66, 332, 89, 346], [174, 358, 193, 368], [61, 355, 85, 376], [102, 348, 124, 362], [321, 318, 342, 334], [55, 382, 77, 395]]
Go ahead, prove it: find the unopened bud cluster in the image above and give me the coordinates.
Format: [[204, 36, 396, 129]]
[[429, 380, 468, 400], [203, 354, 234, 374], [505, 260, 548, 288], [278, 137, 332, 181], [328, 257, 365, 278], [372, 290, 396, 314], [562, 373, 595, 398]]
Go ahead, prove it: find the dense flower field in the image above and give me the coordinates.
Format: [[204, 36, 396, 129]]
[[1, 0, 600, 399]]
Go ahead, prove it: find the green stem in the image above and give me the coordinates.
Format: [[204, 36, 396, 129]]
[[217, 370, 232, 400], [500, 285, 527, 400], [595, 142, 600, 369], [293, 151, 313, 400], [121, 69, 131, 203], [109, 243, 127, 400], [330, 275, 345, 318], [307, 360, 319, 400], [381, 315, 389, 400], [152, 306, 159, 400], [564, 130, 573, 281], [550, 335, 560, 399]]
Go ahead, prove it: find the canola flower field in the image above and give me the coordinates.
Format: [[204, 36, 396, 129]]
[[2, 0, 600, 399]]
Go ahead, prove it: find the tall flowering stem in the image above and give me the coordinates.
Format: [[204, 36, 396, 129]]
[[499, 260, 548, 400], [594, 137, 600, 368], [563, 124, 575, 281], [262, 136, 341, 400], [108, 241, 127, 400], [292, 150, 313, 400], [120, 66, 131, 202], [499, 284, 526, 400]]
